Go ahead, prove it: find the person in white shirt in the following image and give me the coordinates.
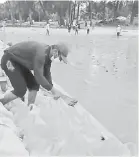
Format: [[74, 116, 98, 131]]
[[46, 23, 50, 36], [116, 25, 121, 38]]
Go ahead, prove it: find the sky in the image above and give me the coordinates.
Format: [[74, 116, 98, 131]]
[[0, 0, 6, 3]]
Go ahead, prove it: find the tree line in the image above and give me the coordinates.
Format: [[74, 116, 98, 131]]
[[0, 1, 138, 25]]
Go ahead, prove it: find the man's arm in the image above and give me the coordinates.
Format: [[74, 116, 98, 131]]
[[34, 55, 53, 91], [43, 63, 78, 104], [34, 53, 78, 105], [34, 54, 63, 99], [43, 64, 53, 86]]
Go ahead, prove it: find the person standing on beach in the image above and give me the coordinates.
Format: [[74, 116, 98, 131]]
[[75, 24, 78, 35], [87, 24, 90, 35], [46, 22, 50, 36], [116, 25, 121, 38], [68, 24, 71, 33]]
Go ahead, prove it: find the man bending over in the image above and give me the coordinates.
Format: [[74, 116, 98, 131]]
[[0, 41, 77, 108]]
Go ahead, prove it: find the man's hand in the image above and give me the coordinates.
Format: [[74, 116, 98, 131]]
[[50, 87, 62, 100], [50, 87, 78, 106], [61, 95, 78, 107]]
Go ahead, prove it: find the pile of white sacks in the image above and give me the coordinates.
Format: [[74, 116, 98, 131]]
[[0, 83, 132, 156], [0, 102, 29, 156], [0, 41, 133, 156]]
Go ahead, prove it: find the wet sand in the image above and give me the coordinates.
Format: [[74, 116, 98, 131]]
[[0, 27, 137, 146]]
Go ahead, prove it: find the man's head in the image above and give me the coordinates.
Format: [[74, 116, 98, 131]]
[[7, 42, 12, 47], [50, 42, 69, 64]]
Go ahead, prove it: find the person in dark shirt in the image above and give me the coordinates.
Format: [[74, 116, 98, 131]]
[[0, 41, 77, 109], [75, 24, 78, 35], [68, 24, 71, 33]]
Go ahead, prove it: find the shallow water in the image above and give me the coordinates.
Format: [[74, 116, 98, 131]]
[[0, 27, 137, 147]]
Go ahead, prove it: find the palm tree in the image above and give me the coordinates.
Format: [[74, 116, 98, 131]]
[[68, 0, 72, 24], [89, 1, 93, 24], [5, 1, 15, 24], [38, 1, 49, 21], [76, 1, 80, 23], [34, 1, 42, 22], [16, 1, 25, 25], [130, 0, 138, 24]]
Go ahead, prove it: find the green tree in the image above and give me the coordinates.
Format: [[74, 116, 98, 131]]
[[53, 1, 69, 25], [0, 0, 137, 26], [76, 1, 80, 23], [130, 0, 138, 24], [89, 1, 92, 21]]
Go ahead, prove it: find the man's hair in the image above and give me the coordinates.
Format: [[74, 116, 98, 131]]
[[51, 43, 69, 57], [57, 42, 69, 57], [51, 45, 58, 49]]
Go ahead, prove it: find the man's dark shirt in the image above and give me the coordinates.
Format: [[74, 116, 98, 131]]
[[4, 41, 53, 90]]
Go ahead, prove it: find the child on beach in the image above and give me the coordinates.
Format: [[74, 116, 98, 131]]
[[116, 25, 121, 38], [46, 22, 50, 36], [87, 25, 90, 34], [75, 24, 78, 35]]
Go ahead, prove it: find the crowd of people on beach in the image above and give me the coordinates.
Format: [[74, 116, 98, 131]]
[[44, 20, 121, 37], [67, 20, 94, 35]]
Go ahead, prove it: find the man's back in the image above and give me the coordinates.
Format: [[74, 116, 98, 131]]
[[4, 41, 49, 70]]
